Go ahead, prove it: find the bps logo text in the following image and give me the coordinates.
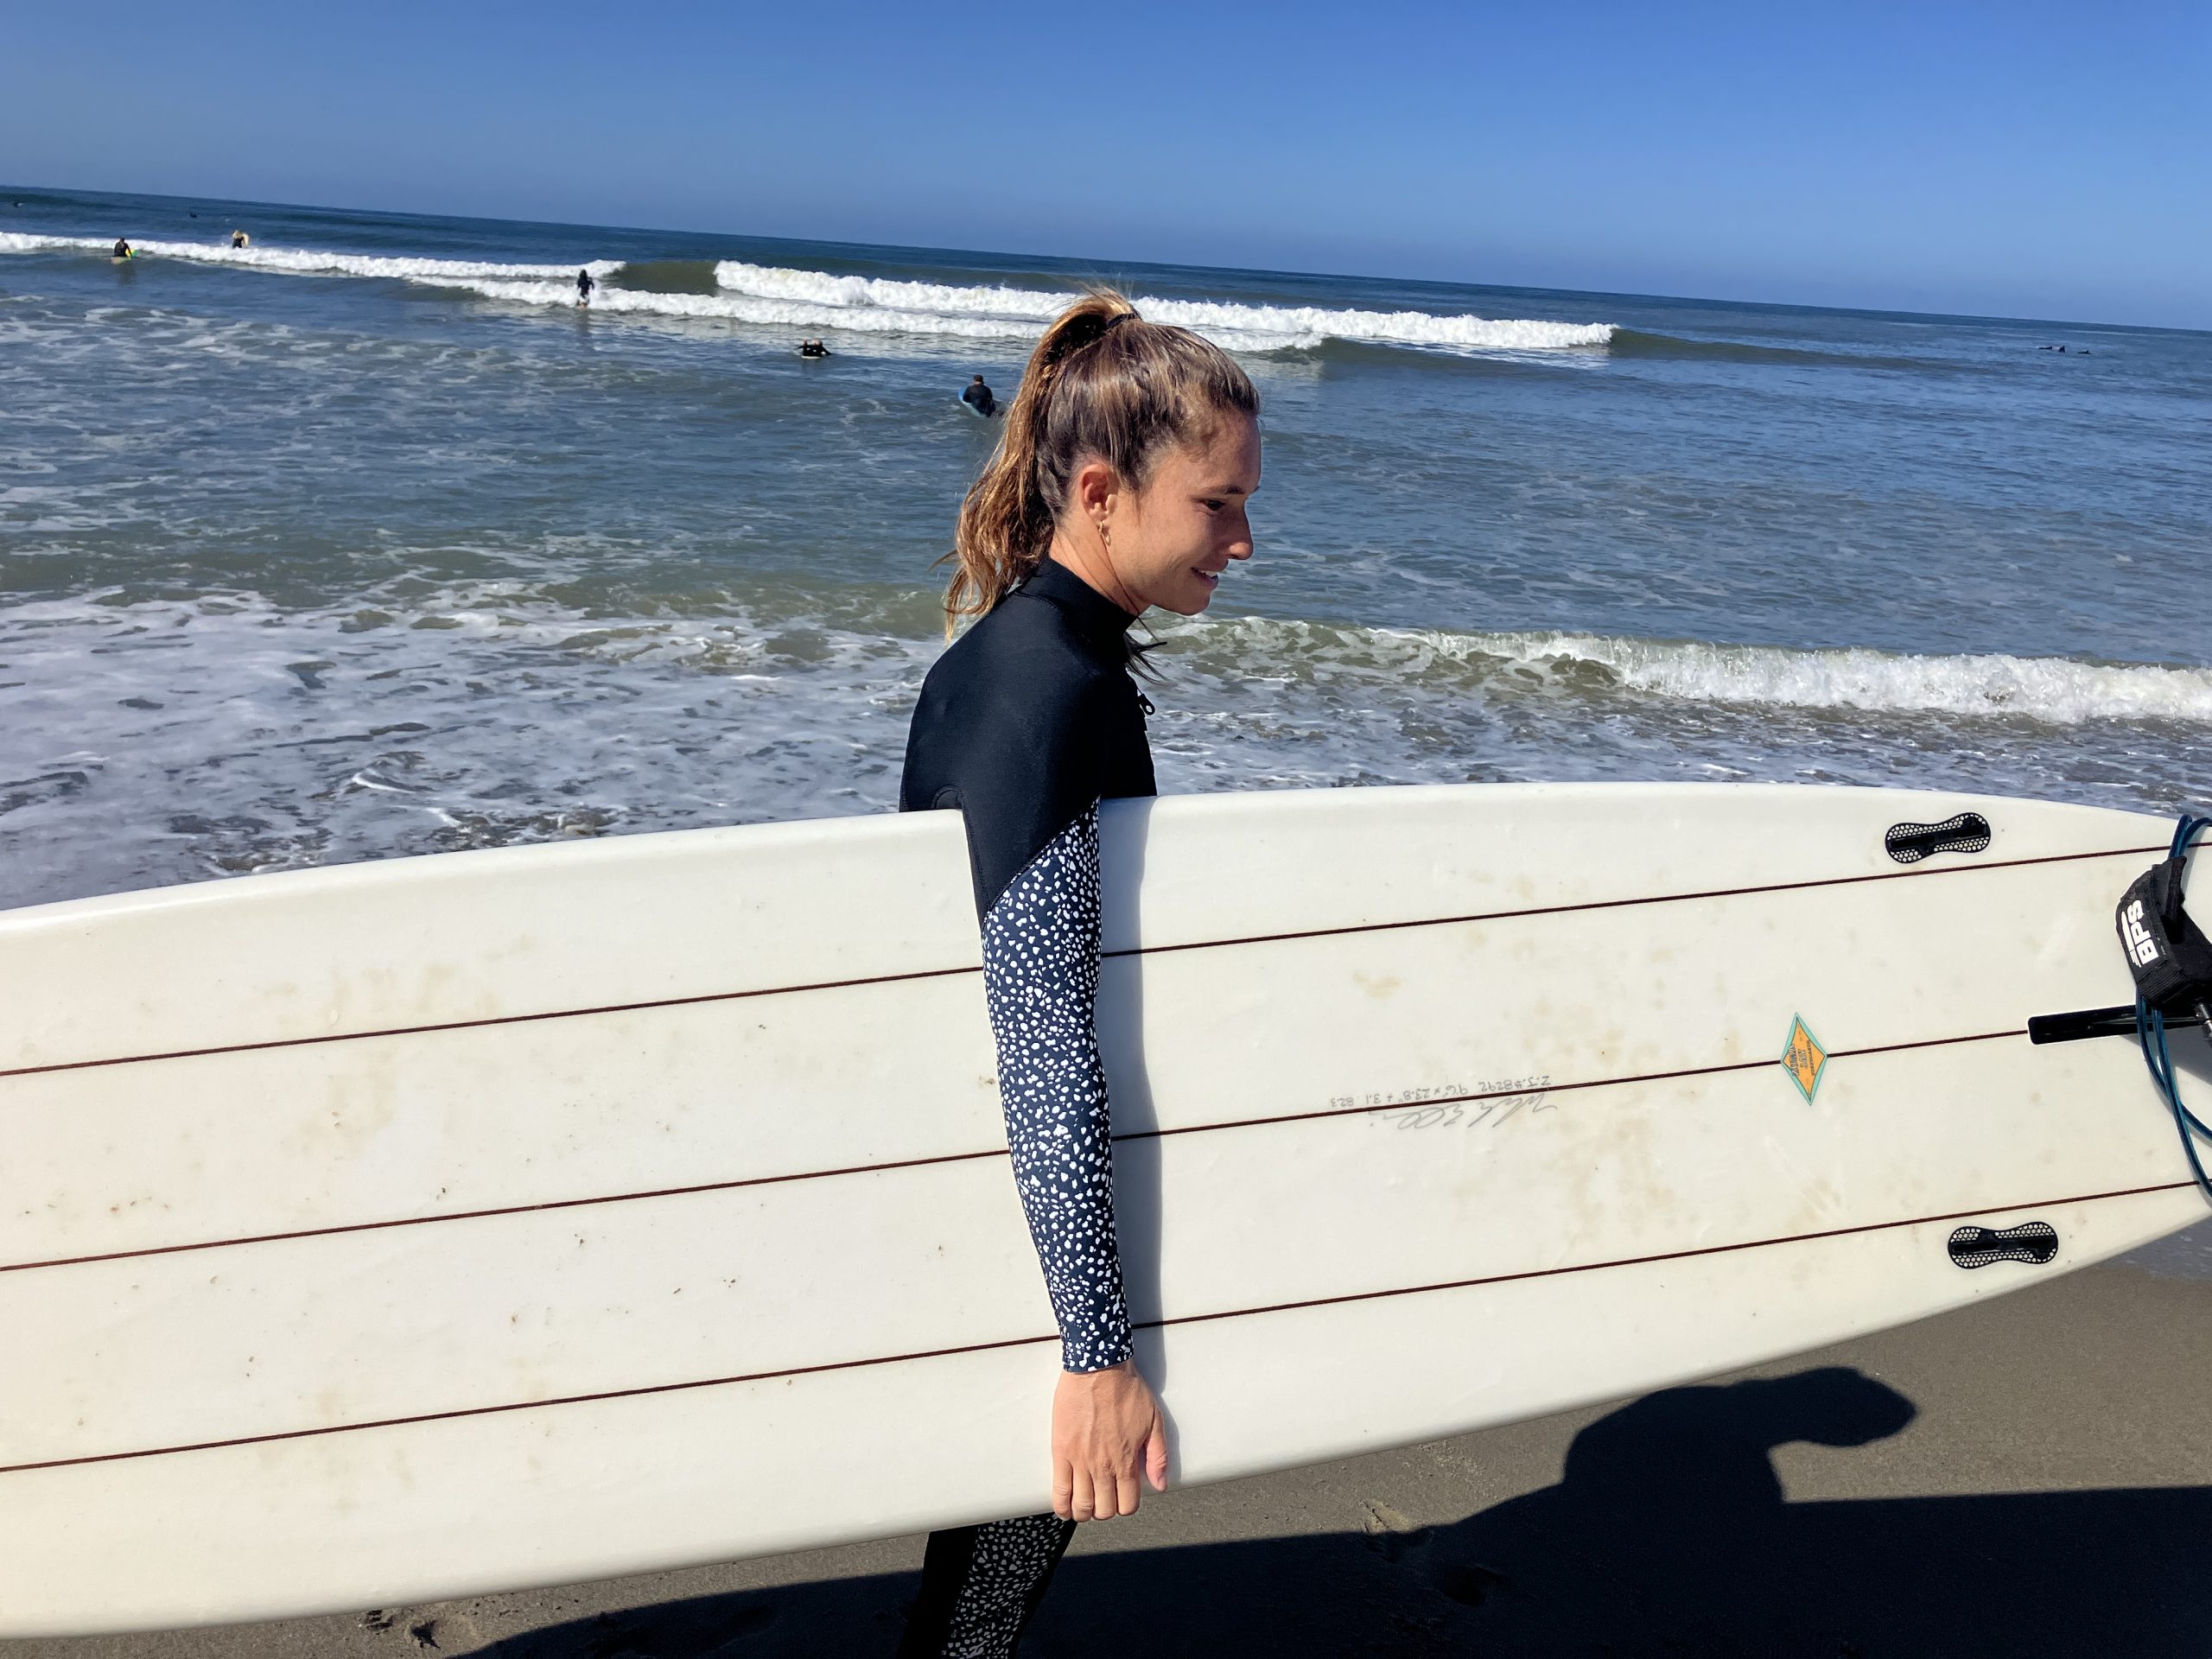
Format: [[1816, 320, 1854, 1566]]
[[2122, 898, 2162, 969]]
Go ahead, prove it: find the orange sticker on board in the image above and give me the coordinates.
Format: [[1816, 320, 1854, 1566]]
[[1781, 1015, 1827, 1103]]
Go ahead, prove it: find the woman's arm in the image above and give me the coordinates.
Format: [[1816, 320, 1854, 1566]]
[[978, 801, 1167, 1519], [979, 801, 1129, 1372]]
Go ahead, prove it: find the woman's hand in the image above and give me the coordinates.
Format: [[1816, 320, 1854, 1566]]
[[1051, 1359, 1168, 1522]]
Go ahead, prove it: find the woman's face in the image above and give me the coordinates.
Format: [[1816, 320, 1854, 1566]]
[[1091, 414, 1262, 616]]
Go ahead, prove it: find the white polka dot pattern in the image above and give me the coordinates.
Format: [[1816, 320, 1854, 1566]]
[[980, 802, 1133, 1375], [938, 1513, 1076, 1656]]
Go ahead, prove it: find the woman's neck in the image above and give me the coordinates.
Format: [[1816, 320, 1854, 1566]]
[[1047, 533, 1145, 618]]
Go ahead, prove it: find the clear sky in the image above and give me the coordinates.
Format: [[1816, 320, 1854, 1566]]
[[7, 0, 2207, 327]]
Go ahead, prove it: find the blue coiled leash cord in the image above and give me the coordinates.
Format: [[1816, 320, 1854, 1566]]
[[2133, 812, 2212, 1204]]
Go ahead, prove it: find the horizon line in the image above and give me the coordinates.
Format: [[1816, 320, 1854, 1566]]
[[5, 179, 2204, 340]]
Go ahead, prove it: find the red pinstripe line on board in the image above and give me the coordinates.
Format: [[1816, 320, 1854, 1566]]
[[4, 1176, 2191, 1478], [0, 842, 2158, 1082], [0, 1029, 2023, 1274]]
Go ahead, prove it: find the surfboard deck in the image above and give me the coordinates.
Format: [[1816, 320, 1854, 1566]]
[[1, 782, 2198, 1636]]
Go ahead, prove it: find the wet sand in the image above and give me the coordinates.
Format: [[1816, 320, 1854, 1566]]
[[12, 1258, 2212, 1658]]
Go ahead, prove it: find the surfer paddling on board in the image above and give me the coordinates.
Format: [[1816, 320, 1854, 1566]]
[[963, 373, 999, 416], [899, 292, 1259, 1656]]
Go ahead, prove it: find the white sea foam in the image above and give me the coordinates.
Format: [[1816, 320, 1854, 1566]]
[[0, 582, 938, 908], [714, 258, 1614, 351], [715, 260, 1068, 321], [1499, 632, 2212, 723], [8, 579, 2209, 911], [0, 230, 1611, 352], [1149, 296, 1611, 350], [0, 232, 617, 285], [1173, 616, 2212, 727], [455, 276, 1058, 340], [456, 275, 1318, 353]]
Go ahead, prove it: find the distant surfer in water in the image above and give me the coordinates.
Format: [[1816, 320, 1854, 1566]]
[[962, 373, 999, 417], [897, 292, 1259, 1657], [798, 338, 830, 358], [575, 268, 594, 308], [111, 238, 132, 261], [232, 230, 250, 249]]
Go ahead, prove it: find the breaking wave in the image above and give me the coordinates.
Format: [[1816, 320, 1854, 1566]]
[[448, 276, 1073, 342], [1168, 616, 2212, 727], [0, 231, 1612, 353], [712, 259, 1615, 351], [1514, 633, 2212, 723], [0, 232, 619, 285]]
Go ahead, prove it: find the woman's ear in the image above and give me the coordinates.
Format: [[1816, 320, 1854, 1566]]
[[1072, 457, 1120, 525]]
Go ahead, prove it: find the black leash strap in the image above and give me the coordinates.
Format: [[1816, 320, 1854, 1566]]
[[2027, 812, 2212, 1204], [2121, 814, 2212, 1203]]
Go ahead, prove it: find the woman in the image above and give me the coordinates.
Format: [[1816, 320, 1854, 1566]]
[[897, 291, 1261, 1656]]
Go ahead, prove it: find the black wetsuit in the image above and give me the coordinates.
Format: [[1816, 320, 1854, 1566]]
[[896, 557, 1154, 1657], [963, 381, 998, 417], [575, 269, 594, 302]]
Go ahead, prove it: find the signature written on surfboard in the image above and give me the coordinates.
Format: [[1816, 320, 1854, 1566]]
[[1341, 1076, 1554, 1130]]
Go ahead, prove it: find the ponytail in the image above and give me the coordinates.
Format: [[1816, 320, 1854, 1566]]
[[944, 289, 1257, 632]]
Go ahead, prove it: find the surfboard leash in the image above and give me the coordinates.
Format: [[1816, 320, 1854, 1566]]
[[2125, 813, 2212, 1205]]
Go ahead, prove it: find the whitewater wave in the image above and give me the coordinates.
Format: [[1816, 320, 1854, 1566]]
[[0, 232, 619, 285], [1516, 632, 2212, 723], [456, 270, 1610, 353], [453, 276, 1072, 341], [0, 229, 1612, 353], [1169, 616, 2212, 727], [712, 258, 1613, 352], [714, 260, 1067, 321]]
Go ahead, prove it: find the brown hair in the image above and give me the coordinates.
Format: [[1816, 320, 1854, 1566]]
[[944, 289, 1258, 632]]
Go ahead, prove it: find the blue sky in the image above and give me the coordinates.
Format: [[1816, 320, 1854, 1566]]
[[7, 0, 2208, 327]]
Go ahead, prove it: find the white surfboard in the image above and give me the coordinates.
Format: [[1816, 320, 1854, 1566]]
[[1, 783, 2200, 1637]]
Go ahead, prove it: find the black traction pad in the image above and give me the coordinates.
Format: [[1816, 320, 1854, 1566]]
[[1885, 811, 1993, 865], [1948, 1221, 2059, 1269]]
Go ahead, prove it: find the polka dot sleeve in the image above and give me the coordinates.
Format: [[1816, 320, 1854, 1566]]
[[978, 801, 1132, 1375]]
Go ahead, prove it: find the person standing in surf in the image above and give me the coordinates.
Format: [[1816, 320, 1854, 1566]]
[[575, 267, 594, 308], [897, 292, 1260, 1656]]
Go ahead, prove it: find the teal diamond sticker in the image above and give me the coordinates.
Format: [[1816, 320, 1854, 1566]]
[[1780, 1015, 1827, 1104]]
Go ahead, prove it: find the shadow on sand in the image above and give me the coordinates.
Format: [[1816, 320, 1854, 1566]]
[[475, 1365, 2212, 1658]]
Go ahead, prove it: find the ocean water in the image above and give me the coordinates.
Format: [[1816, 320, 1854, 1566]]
[[3, 185, 2211, 915]]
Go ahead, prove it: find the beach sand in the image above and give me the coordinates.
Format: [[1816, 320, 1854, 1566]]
[[10, 1257, 2212, 1658]]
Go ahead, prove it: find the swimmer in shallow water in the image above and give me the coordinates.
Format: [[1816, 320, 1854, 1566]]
[[575, 268, 594, 307]]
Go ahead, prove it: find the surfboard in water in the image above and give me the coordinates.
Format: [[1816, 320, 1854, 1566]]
[[0, 782, 2199, 1636]]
